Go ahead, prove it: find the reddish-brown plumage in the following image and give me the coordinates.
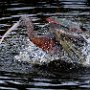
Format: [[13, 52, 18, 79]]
[[31, 37, 58, 52]]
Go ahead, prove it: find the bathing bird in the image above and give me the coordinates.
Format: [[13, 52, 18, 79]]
[[20, 16, 61, 55]]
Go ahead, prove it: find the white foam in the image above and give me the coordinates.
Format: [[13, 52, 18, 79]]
[[82, 38, 90, 66], [14, 39, 60, 65]]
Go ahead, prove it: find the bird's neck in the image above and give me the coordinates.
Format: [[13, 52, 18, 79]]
[[20, 16, 35, 39], [26, 22, 34, 39]]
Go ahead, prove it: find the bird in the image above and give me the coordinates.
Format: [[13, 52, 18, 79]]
[[20, 15, 61, 55]]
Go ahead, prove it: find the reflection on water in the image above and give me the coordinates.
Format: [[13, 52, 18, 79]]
[[0, 0, 90, 89]]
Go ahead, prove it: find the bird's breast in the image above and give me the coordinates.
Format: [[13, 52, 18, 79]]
[[31, 37, 58, 52]]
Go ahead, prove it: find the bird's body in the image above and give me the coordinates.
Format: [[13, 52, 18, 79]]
[[31, 37, 56, 51], [20, 16, 61, 54]]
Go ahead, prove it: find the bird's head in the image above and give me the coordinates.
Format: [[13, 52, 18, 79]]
[[46, 17, 60, 24]]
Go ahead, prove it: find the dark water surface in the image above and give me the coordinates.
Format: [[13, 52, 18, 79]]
[[0, 0, 90, 90]]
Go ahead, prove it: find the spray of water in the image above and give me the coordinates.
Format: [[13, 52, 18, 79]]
[[14, 38, 60, 65]]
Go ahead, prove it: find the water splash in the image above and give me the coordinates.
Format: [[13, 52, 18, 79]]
[[1, 16, 90, 67], [82, 38, 90, 66], [14, 38, 61, 65], [0, 22, 61, 65]]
